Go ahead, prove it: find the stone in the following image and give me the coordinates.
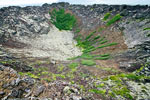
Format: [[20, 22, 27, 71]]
[[10, 89, 19, 97], [0, 91, 5, 97], [33, 85, 45, 97], [72, 95, 82, 100], [63, 86, 70, 93]]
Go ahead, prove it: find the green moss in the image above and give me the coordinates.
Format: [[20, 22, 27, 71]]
[[0, 60, 16, 65], [37, 73, 41, 76], [80, 72, 88, 78], [55, 74, 66, 79], [58, 65, 65, 72], [89, 89, 106, 95], [52, 74, 57, 81], [42, 78, 52, 82], [109, 75, 122, 82], [80, 85, 86, 91], [70, 81, 75, 84], [19, 72, 39, 79], [71, 68, 77, 73], [96, 83, 105, 88], [18, 72, 24, 76], [125, 73, 142, 81], [81, 59, 96, 66], [66, 72, 75, 79], [26, 72, 39, 79], [112, 87, 133, 100], [41, 71, 49, 75], [108, 91, 116, 97]]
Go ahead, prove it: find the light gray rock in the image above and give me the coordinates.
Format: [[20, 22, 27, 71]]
[[33, 85, 45, 97]]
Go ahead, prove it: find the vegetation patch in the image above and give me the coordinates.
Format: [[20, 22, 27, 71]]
[[81, 59, 96, 66], [96, 65, 119, 73], [68, 62, 79, 69], [103, 12, 111, 21], [106, 14, 122, 26], [143, 27, 150, 30], [19, 72, 39, 79], [49, 8, 76, 30]]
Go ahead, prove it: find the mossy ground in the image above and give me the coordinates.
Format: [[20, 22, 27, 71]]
[[15, 57, 150, 100]]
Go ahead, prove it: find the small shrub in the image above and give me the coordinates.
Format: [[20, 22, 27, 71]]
[[106, 14, 122, 26], [80, 53, 93, 59], [147, 33, 150, 37], [103, 12, 111, 21], [68, 62, 79, 69], [143, 27, 150, 30], [81, 59, 96, 66], [49, 8, 76, 30]]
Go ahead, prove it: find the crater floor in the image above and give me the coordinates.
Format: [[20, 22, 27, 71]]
[[4, 26, 82, 61]]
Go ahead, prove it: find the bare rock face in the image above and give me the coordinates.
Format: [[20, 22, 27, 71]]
[[116, 41, 150, 72], [0, 6, 51, 42], [119, 19, 150, 48]]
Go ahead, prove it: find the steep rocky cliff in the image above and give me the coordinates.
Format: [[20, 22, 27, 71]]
[[0, 2, 150, 100]]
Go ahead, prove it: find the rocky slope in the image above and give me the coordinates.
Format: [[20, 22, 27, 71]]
[[0, 2, 150, 70], [0, 2, 150, 100]]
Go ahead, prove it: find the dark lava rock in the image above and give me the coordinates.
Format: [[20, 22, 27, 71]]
[[116, 41, 150, 72], [0, 48, 33, 72], [0, 91, 5, 98], [0, 65, 35, 99], [120, 10, 129, 16]]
